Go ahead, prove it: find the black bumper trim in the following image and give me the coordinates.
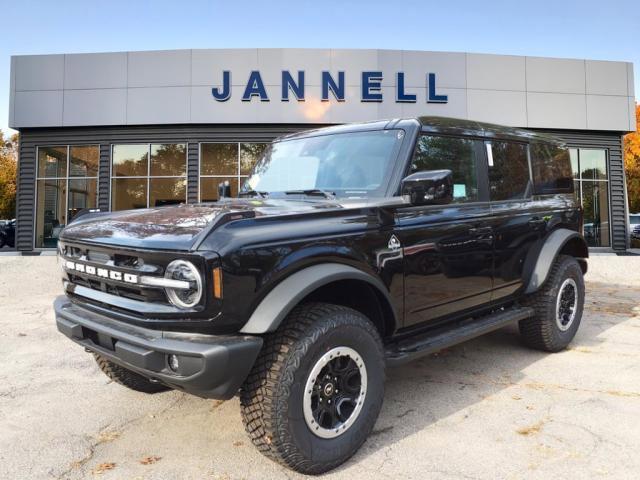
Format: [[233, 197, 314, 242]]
[[54, 296, 263, 399]]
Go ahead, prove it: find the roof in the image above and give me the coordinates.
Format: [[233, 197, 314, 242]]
[[276, 117, 565, 145], [418, 116, 564, 144]]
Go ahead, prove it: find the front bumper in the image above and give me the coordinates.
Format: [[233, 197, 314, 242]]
[[54, 296, 263, 399]]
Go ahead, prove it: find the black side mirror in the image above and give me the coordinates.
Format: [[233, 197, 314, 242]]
[[401, 169, 453, 206]]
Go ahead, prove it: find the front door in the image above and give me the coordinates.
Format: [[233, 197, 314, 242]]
[[397, 134, 493, 328]]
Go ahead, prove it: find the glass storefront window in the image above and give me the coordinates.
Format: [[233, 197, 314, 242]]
[[581, 181, 610, 247], [68, 179, 98, 219], [38, 146, 67, 178], [111, 178, 148, 211], [240, 143, 268, 175], [111, 143, 187, 211], [570, 148, 610, 247], [70, 146, 99, 177], [36, 179, 67, 248], [201, 143, 238, 175], [579, 149, 607, 180], [35, 145, 98, 248], [150, 144, 187, 176], [150, 177, 187, 207], [112, 144, 149, 177], [200, 142, 268, 201], [200, 177, 239, 202]]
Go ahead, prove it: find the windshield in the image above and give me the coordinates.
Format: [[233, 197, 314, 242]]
[[242, 129, 404, 198]]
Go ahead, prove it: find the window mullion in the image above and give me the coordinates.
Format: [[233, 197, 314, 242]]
[[147, 143, 151, 208], [65, 146, 70, 226], [237, 143, 241, 196]]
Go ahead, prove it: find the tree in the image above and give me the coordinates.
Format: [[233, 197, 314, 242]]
[[624, 104, 640, 214], [0, 131, 18, 219]]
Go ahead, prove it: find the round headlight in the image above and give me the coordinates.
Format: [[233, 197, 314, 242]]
[[164, 260, 202, 309]]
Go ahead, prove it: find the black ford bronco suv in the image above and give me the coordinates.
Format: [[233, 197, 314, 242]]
[[55, 117, 587, 474]]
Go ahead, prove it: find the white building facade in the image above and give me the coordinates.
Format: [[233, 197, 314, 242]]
[[8, 48, 636, 251]]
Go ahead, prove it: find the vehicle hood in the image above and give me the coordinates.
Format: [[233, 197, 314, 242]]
[[59, 198, 351, 250]]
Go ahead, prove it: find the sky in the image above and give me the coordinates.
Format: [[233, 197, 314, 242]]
[[1, 0, 638, 135]]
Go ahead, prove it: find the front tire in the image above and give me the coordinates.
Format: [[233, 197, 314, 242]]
[[94, 354, 171, 394], [240, 303, 385, 475], [520, 254, 585, 352]]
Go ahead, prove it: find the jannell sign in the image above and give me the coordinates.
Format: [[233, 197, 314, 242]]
[[8, 48, 635, 129], [212, 71, 448, 104]]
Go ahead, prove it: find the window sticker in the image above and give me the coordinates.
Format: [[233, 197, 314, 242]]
[[486, 143, 494, 167], [453, 184, 467, 199]]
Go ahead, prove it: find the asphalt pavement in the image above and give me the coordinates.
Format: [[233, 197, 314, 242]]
[[0, 255, 639, 479]]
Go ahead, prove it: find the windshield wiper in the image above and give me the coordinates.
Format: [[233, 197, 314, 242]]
[[238, 190, 268, 198], [283, 189, 336, 199]]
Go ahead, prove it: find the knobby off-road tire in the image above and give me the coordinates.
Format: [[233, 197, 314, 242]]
[[94, 354, 171, 394], [520, 254, 585, 352], [240, 302, 385, 475]]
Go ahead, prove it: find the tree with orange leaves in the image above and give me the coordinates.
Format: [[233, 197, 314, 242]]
[[0, 131, 18, 219], [624, 104, 640, 214]]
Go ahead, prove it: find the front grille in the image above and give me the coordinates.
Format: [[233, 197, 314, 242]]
[[59, 241, 171, 306]]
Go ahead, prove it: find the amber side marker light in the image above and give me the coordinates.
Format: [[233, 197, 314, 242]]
[[212, 267, 223, 299]]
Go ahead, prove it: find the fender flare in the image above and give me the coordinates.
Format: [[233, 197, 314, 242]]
[[239, 263, 395, 334], [524, 228, 588, 294]]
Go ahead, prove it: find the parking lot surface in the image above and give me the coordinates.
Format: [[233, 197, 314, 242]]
[[1, 255, 639, 479]]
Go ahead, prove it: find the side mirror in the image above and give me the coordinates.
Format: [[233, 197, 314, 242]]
[[401, 169, 453, 206]]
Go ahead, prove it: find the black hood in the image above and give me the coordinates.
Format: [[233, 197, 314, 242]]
[[59, 199, 347, 251]]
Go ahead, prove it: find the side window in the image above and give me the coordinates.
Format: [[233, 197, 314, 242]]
[[530, 143, 574, 194], [487, 141, 531, 201], [411, 135, 478, 203]]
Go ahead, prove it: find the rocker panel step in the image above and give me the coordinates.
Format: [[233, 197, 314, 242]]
[[385, 307, 534, 366]]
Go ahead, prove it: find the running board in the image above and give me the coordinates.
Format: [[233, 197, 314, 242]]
[[385, 307, 534, 366]]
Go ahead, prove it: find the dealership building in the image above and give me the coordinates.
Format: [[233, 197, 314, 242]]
[[7, 48, 636, 252]]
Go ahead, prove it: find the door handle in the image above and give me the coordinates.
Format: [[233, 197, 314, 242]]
[[528, 218, 546, 228], [469, 226, 493, 235]]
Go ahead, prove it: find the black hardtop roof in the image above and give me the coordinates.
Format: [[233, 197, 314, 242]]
[[275, 116, 564, 146]]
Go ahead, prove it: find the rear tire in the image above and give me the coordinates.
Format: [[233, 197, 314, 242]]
[[520, 255, 585, 352], [240, 302, 385, 475], [94, 354, 171, 394]]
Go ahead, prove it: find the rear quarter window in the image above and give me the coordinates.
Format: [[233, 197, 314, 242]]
[[530, 143, 574, 194]]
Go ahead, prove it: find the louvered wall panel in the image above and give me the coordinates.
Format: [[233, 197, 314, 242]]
[[15, 138, 36, 252], [187, 142, 199, 204], [98, 144, 111, 210]]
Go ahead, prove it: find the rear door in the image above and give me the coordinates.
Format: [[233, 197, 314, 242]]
[[484, 140, 544, 301], [397, 134, 494, 328]]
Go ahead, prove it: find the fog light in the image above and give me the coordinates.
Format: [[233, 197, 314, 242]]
[[168, 354, 180, 373]]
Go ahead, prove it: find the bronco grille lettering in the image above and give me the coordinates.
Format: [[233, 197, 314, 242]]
[[64, 260, 139, 285]]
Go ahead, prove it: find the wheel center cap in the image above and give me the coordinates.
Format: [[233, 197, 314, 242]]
[[323, 383, 335, 396]]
